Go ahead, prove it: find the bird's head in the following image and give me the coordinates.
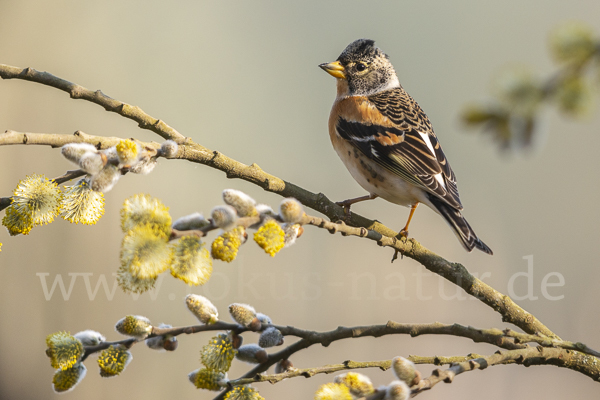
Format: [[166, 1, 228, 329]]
[[320, 39, 399, 97]]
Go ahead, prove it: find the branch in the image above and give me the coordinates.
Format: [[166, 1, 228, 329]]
[[0, 65, 185, 142], [297, 213, 558, 339], [0, 65, 559, 337], [411, 347, 600, 395], [229, 359, 393, 386], [227, 347, 600, 398], [79, 320, 533, 365], [0, 129, 158, 149], [0, 127, 557, 341]]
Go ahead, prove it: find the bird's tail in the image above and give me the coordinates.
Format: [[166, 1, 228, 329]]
[[427, 194, 493, 255]]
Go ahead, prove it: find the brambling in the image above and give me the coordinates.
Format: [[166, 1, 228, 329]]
[[320, 39, 492, 254]]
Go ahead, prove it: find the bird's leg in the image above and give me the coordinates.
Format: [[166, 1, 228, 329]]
[[391, 202, 419, 263], [399, 202, 419, 238], [336, 193, 378, 218]]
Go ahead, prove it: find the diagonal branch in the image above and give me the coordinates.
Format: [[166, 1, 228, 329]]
[[0, 126, 558, 341], [0, 65, 558, 339], [0, 65, 185, 142]]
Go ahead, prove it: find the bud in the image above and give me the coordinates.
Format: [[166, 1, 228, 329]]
[[115, 315, 153, 339], [61, 178, 105, 225], [170, 237, 213, 286], [61, 143, 97, 165], [555, 75, 592, 116], [159, 140, 178, 158], [46, 331, 83, 370], [211, 226, 245, 262], [223, 189, 257, 217], [235, 344, 268, 364], [461, 104, 499, 125], [258, 327, 283, 348], [391, 356, 420, 386], [52, 363, 87, 393], [255, 312, 272, 326], [334, 372, 375, 397], [129, 155, 157, 175], [79, 152, 106, 175], [255, 204, 277, 218], [282, 223, 303, 248], [494, 67, 542, 115], [200, 333, 236, 372], [384, 380, 411, 400], [116, 264, 157, 294], [3, 174, 62, 235], [120, 223, 172, 280], [275, 359, 294, 374], [279, 198, 304, 223], [224, 385, 264, 400], [550, 21, 596, 64], [188, 368, 227, 391], [145, 324, 177, 351], [97, 345, 133, 378], [231, 332, 243, 349], [90, 164, 120, 192], [172, 213, 210, 231], [116, 139, 141, 165], [314, 382, 353, 400], [229, 303, 257, 327], [185, 294, 219, 324], [211, 205, 239, 231], [73, 330, 105, 346], [121, 193, 172, 235], [101, 146, 118, 162]]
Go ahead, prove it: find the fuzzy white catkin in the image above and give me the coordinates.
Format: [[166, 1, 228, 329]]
[[61, 143, 98, 165], [160, 140, 178, 158], [211, 205, 238, 231]]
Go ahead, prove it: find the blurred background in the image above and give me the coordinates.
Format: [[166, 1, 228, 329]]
[[1, 1, 599, 399]]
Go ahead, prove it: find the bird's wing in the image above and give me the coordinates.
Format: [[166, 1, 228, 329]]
[[335, 88, 462, 210]]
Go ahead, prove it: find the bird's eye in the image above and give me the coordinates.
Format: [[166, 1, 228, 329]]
[[356, 63, 367, 72]]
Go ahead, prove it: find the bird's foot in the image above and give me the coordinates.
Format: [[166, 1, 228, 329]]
[[335, 193, 378, 221], [335, 200, 353, 220], [390, 229, 409, 263], [391, 248, 403, 263]]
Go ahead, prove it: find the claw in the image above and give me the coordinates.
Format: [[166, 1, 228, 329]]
[[335, 193, 378, 221]]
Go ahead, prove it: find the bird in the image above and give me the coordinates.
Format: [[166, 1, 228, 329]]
[[319, 39, 492, 255]]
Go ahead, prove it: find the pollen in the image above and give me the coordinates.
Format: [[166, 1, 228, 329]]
[[121, 193, 172, 236], [120, 223, 172, 280], [116, 139, 140, 165], [223, 385, 265, 400], [97, 345, 132, 377], [253, 220, 285, 257], [2, 174, 62, 235], [211, 227, 245, 262], [170, 236, 213, 286], [200, 333, 236, 372], [46, 331, 84, 371], [61, 178, 105, 225], [189, 368, 227, 391], [314, 382, 353, 400]]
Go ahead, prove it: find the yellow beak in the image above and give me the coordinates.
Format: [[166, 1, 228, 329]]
[[319, 61, 346, 79]]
